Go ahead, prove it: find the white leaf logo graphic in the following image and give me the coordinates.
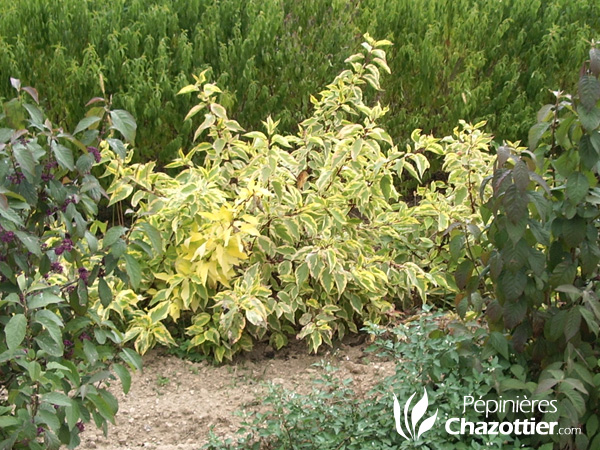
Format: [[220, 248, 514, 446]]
[[393, 389, 438, 441], [411, 389, 428, 436], [404, 391, 415, 438], [417, 410, 438, 439], [393, 394, 409, 440]]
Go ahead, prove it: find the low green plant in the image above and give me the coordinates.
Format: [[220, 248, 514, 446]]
[[156, 375, 170, 387], [167, 338, 209, 364], [203, 310, 544, 450], [0, 79, 142, 449]]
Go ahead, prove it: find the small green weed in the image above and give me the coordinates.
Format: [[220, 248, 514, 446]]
[[167, 338, 209, 364], [156, 375, 170, 387]]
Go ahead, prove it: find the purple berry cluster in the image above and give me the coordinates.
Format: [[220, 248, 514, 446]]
[[41, 160, 58, 181], [54, 237, 74, 256], [45, 196, 78, 217], [63, 339, 74, 359], [61, 196, 77, 213], [7, 171, 25, 185], [45, 160, 58, 171], [0, 225, 17, 244], [78, 267, 90, 285], [87, 146, 102, 163], [50, 261, 63, 273], [0, 230, 16, 244]]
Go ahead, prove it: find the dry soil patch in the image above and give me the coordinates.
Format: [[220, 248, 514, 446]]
[[80, 340, 395, 450]]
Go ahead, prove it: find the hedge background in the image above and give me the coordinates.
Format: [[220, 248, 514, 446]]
[[1, 0, 599, 163]]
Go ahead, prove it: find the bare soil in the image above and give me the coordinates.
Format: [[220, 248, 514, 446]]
[[79, 339, 396, 450]]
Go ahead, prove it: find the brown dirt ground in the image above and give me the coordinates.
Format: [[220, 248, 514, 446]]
[[79, 339, 396, 450]]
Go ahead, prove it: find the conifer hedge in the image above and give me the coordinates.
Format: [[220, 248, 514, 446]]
[[1, 0, 598, 163]]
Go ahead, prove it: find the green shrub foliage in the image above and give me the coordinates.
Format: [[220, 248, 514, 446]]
[[0, 80, 142, 449], [457, 44, 600, 449], [102, 36, 495, 361], [1, 0, 598, 164]]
